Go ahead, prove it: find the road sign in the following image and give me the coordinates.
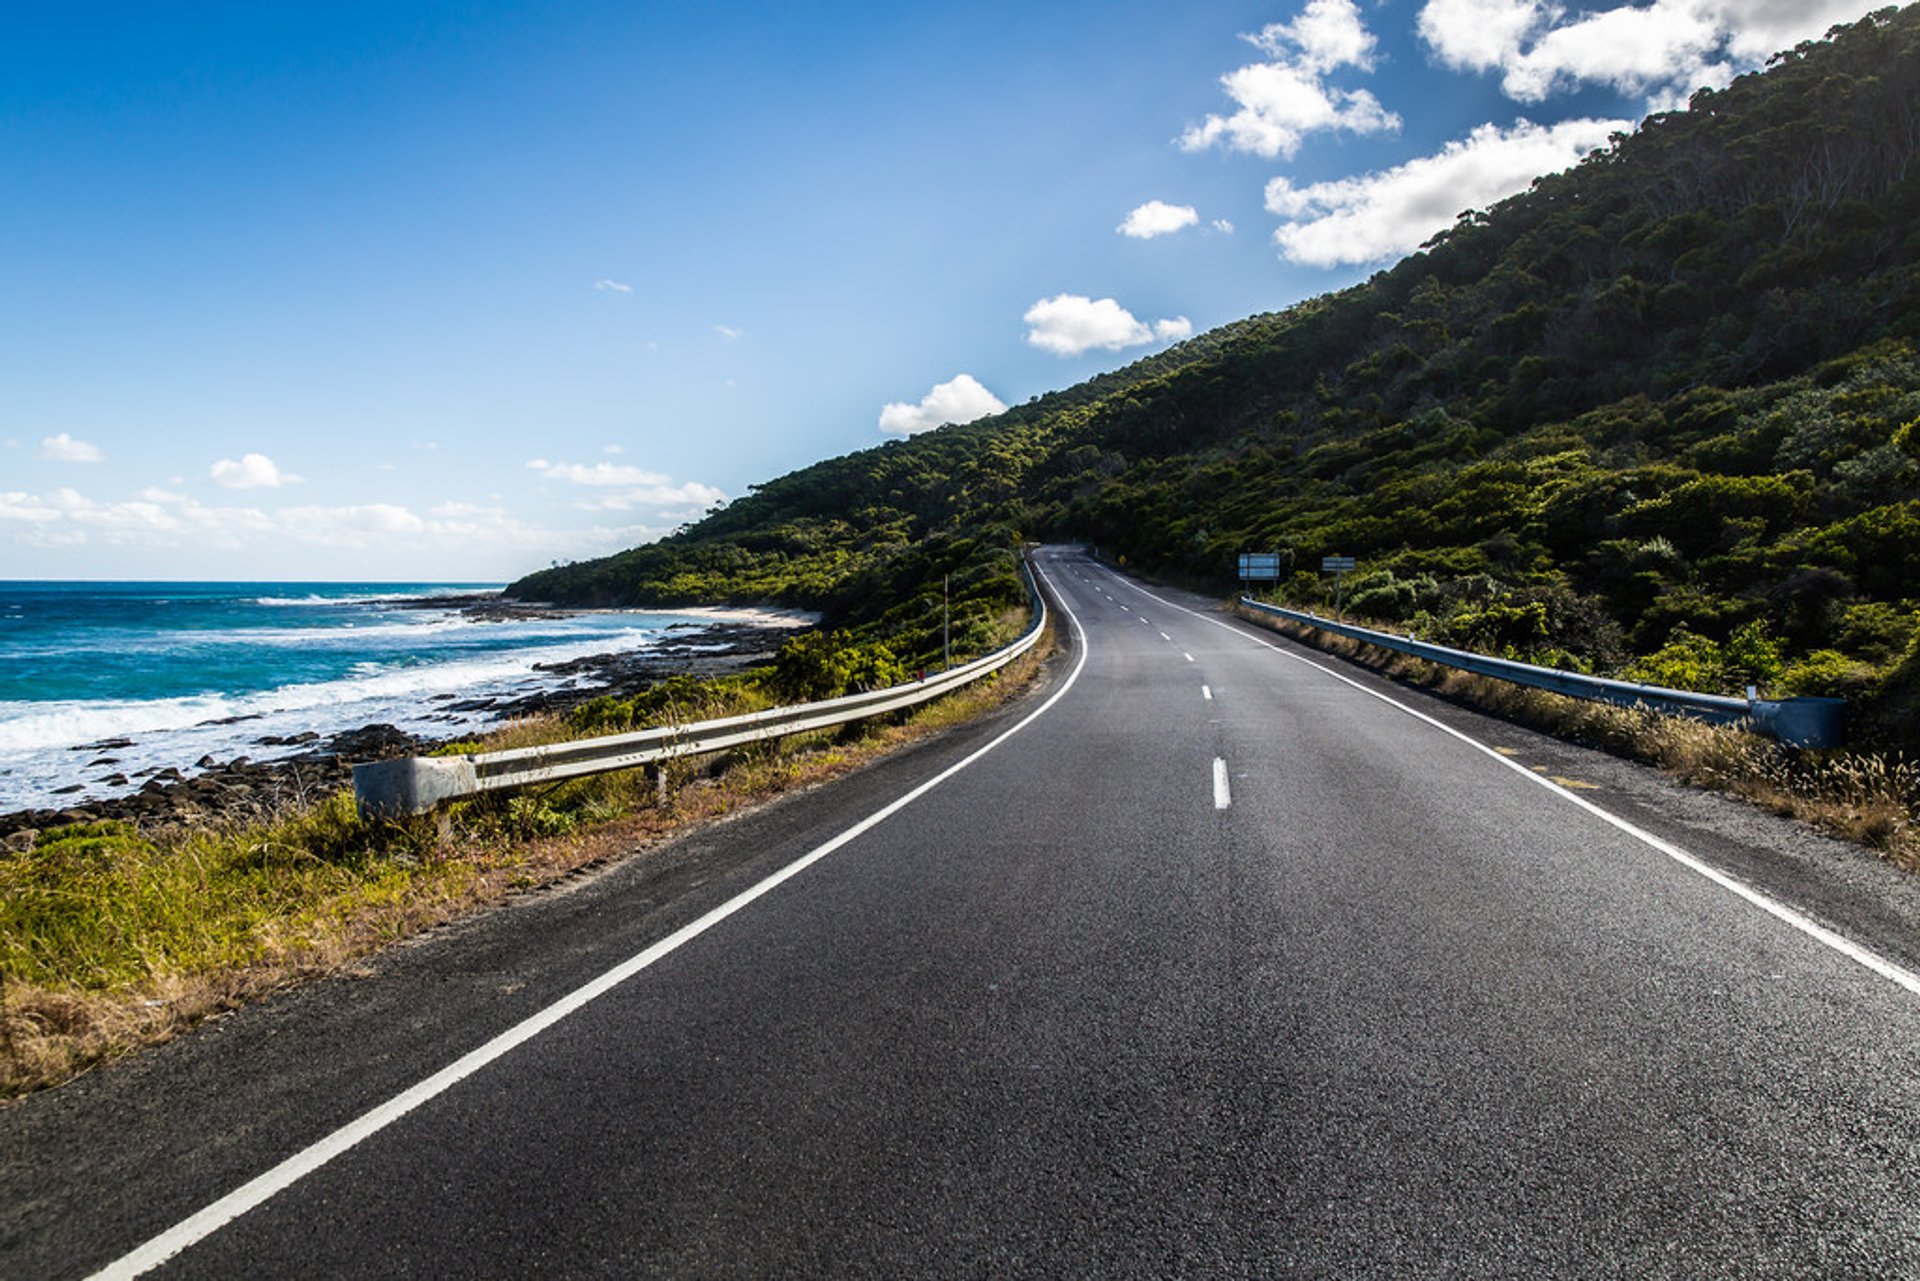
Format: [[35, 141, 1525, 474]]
[[1238, 552, 1282, 581], [1321, 555, 1356, 572]]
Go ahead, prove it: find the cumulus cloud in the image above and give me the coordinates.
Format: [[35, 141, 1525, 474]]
[[1024, 295, 1193, 358], [526, 458, 727, 511], [37, 433, 105, 463], [1119, 201, 1201, 239], [594, 278, 634, 294], [878, 374, 1009, 437], [1417, 0, 1877, 107], [1181, 0, 1400, 158], [1264, 117, 1627, 266], [210, 452, 298, 489]]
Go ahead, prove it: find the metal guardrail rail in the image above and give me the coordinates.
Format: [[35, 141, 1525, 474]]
[[1238, 597, 1846, 749], [355, 565, 1048, 818]]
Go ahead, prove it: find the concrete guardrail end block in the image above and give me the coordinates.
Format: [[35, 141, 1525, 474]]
[[353, 756, 480, 819]]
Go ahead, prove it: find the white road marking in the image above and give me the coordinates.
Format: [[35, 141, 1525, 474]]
[[1159, 632, 1171, 641], [1202, 685, 1213, 701], [91, 566, 1098, 1280], [1098, 565, 1920, 1001], [1183, 652, 1195, 663], [1214, 758, 1232, 809]]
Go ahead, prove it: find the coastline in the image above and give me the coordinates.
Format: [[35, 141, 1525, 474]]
[[0, 602, 812, 844]]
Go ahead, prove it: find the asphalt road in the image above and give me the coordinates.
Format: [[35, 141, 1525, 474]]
[[8, 545, 1920, 1278]]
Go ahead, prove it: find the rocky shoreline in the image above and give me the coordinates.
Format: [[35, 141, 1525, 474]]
[[0, 615, 796, 846]]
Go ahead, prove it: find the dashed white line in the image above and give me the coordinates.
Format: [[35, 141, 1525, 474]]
[[1202, 685, 1213, 701], [1095, 561, 1920, 1001], [1183, 652, 1195, 663], [1213, 758, 1232, 809], [1159, 632, 1171, 641]]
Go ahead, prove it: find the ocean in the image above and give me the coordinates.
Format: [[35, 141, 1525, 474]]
[[0, 581, 739, 813]]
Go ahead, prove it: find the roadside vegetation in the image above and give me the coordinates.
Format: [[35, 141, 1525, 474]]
[[0, 616, 1049, 1099]]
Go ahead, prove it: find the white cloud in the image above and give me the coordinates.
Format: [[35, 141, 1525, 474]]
[[1024, 295, 1196, 357], [1181, 0, 1399, 158], [1249, 0, 1379, 71], [210, 452, 298, 489], [37, 433, 105, 463], [0, 482, 688, 572], [1265, 117, 1628, 266], [1212, 219, 1236, 234], [603, 444, 624, 455], [1417, 0, 1547, 74], [278, 504, 425, 541], [878, 374, 1009, 436], [714, 324, 745, 341], [0, 492, 62, 523], [527, 459, 671, 487], [594, 278, 634, 294], [1119, 201, 1201, 239], [526, 458, 727, 511], [1417, 0, 1879, 107]]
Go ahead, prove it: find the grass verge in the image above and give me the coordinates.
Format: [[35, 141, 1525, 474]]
[[1236, 605, 1919, 873], [0, 629, 1055, 1101]]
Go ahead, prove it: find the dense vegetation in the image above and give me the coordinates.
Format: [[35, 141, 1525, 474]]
[[511, 6, 1920, 751]]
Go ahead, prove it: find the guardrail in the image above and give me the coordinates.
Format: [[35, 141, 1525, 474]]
[[1238, 597, 1846, 749], [354, 565, 1048, 818]]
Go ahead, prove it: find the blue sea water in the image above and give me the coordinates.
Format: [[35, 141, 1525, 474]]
[[0, 581, 744, 812]]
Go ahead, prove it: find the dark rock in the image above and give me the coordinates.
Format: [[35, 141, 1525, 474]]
[[99, 773, 129, 787], [52, 784, 84, 795], [74, 738, 135, 752]]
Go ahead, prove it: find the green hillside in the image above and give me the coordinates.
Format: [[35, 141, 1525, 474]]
[[511, 5, 1920, 751]]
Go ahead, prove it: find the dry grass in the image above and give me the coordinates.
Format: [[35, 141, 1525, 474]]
[[1238, 605, 1920, 873], [0, 634, 1055, 1100]]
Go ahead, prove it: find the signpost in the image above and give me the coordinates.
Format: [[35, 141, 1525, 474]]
[[1321, 555, 1356, 617], [1238, 552, 1281, 582], [1239, 552, 1282, 597]]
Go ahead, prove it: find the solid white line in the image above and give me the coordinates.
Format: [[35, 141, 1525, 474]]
[[1098, 565, 1920, 1000], [1202, 685, 1213, 701], [1213, 757, 1232, 810], [91, 565, 1096, 1280]]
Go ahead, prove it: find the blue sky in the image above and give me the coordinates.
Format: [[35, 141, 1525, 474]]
[[1, 0, 1883, 580]]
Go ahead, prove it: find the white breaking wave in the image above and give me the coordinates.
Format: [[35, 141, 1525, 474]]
[[0, 624, 668, 811]]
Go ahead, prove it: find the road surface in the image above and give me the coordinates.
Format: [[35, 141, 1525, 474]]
[[7, 546, 1920, 1277]]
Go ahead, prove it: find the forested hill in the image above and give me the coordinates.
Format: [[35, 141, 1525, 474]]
[[511, 5, 1920, 750]]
